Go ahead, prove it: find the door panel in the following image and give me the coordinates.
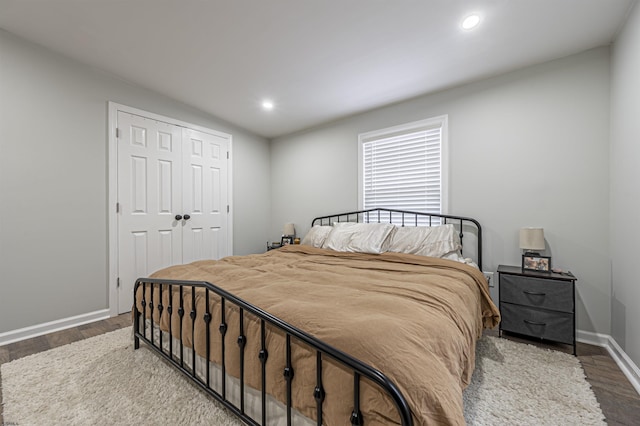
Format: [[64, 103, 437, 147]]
[[190, 164, 203, 214], [182, 128, 228, 264], [117, 112, 182, 314], [209, 227, 221, 260], [132, 231, 148, 279]]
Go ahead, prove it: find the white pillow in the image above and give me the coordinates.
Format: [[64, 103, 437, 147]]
[[387, 224, 461, 258], [301, 225, 333, 248], [441, 250, 479, 268], [322, 222, 396, 254]]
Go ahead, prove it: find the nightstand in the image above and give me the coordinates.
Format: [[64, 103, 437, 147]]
[[497, 265, 577, 355]]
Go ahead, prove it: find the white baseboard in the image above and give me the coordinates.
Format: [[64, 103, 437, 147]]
[[604, 336, 640, 395], [0, 309, 111, 347], [578, 329, 640, 395], [576, 329, 610, 347]]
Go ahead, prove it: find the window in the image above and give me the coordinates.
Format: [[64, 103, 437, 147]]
[[358, 115, 448, 224]]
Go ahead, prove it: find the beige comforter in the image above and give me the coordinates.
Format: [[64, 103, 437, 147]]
[[136, 245, 500, 425]]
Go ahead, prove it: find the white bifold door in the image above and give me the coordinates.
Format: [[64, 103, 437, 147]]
[[116, 111, 229, 314]]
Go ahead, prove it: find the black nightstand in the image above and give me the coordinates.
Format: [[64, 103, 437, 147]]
[[497, 265, 577, 355]]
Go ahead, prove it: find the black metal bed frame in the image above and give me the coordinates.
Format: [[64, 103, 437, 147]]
[[133, 208, 482, 426]]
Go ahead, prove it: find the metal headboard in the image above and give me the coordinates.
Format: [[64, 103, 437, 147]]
[[311, 208, 483, 270]]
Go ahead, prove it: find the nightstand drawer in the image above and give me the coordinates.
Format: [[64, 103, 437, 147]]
[[500, 274, 573, 312], [500, 303, 574, 345]]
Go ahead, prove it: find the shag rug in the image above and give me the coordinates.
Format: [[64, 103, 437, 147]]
[[1, 327, 605, 425]]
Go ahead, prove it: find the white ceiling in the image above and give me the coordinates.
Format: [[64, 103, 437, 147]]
[[0, 0, 635, 138]]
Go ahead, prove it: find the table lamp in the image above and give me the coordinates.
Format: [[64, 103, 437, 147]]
[[519, 227, 545, 255], [283, 223, 295, 238]]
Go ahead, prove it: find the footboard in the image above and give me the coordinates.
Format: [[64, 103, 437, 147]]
[[133, 278, 413, 426]]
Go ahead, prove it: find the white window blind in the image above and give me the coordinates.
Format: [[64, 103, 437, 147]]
[[358, 116, 447, 224]]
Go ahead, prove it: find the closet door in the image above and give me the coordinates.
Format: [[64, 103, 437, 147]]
[[181, 128, 229, 263], [117, 112, 183, 313]]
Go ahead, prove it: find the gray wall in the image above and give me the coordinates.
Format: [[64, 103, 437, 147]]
[[271, 47, 612, 335], [0, 30, 270, 333], [610, 2, 640, 368]]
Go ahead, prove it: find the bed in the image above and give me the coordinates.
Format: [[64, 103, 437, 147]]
[[133, 208, 500, 426]]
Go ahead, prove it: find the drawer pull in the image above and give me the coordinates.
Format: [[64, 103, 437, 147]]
[[523, 290, 546, 296], [524, 319, 546, 326]]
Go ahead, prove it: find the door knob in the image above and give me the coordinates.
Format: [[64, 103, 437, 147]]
[[175, 214, 183, 221], [183, 214, 191, 221]]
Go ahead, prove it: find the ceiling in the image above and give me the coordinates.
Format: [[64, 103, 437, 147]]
[[0, 0, 635, 138]]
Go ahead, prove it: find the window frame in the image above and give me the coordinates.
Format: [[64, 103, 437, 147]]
[[357, 115, 449, 215]]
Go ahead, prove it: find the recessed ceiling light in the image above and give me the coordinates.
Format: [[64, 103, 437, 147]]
[[461, 14, 480, 30], [262, 100, 274, 110]]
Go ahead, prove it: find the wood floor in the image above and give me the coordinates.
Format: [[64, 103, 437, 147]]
[[1, 315, 639, 425]]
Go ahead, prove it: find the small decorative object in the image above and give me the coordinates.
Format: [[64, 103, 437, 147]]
[[522, 254, 551, 272], [293, 237, 301, 244], [281, 236, 294, 246], [267, 241, 281, 251]]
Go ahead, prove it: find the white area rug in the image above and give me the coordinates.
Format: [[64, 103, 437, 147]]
[[463, 337, 605, 425], [1, 327, 605, 425]]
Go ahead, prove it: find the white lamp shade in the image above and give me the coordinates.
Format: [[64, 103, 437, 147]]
[[283, 223, 295, 236], [519, 228, 545, 251]]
